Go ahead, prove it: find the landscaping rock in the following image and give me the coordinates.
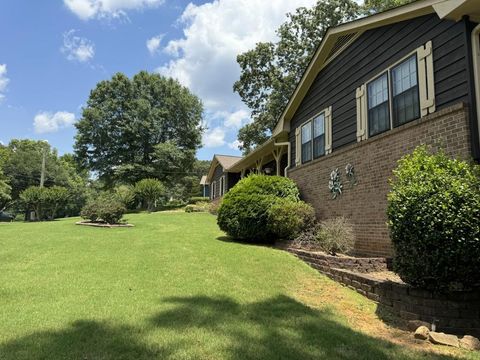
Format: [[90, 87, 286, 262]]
[[428, 332, 459, 347], [407, 320, 431, 332], [459, 335, 480, 351], [414, 326, 430, 340]]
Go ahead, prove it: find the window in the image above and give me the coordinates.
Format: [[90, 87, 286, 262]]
[[367, 73, 390, 137], [220, 176, 225, 196], [392, 55, 419, 127], [313, 113, 325, 159], [211, 181, 216, 199], [301, 121, 312, 163]]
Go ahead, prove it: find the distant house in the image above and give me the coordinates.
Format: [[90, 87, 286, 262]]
[[214, 0, 480, 257], [199, 175, 210, 198], [202, 155, 242, 201]]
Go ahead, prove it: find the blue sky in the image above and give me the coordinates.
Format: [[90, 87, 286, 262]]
[[0, 0, 317, 160]]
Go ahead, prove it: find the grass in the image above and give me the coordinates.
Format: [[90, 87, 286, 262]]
[[0, 212, 478, 360]]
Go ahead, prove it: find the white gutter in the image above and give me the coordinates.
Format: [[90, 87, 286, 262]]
[[274, 141, 291, 177], [472, 23, 480, 147]]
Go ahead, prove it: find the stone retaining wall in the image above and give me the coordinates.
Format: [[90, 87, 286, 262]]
[[288, 248, 391, 273], [287, 247, 480, 337]]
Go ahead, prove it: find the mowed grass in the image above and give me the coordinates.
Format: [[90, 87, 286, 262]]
[[0, 212, 477, 360]]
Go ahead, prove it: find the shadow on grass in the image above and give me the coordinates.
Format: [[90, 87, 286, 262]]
[[0, 320, 168, 360], [216, 235, 275, 247], [0, 296, 457, 360], [149, 295, 453, 360]]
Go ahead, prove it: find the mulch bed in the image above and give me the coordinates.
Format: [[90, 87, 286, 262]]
[[75, 221, 134, 228]]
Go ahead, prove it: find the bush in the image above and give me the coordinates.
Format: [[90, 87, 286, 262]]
[[208, 201, 220, 215], [387, 146, 480, 291], [114, 185, 136, 209], [188, 196, 210, 204], [134, 178, 165, 212], [315, 217, 355, 256], [185, 202, 209, 213], [217, 175, 300, 242], [267, 199, 316, 239], [81, 194, 126, 224], [20, 186, 69, 220]]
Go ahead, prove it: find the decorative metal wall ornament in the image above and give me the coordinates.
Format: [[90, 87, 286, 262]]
[[328, 168, 343, 199], [345, 163, 357, 187]]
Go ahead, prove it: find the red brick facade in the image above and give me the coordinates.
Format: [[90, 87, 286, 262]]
[[288, 102, 473, 257]]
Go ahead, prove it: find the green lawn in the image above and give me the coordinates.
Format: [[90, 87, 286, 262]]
[[0, 212, 476, 359]]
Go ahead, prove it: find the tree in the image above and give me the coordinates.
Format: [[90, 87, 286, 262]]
[[1, 140, 71, 200], [233, 0, 414, 153], [20, 186, 69, 221], [74, 71, 204, 186], [234, 0, 360, 153], [134, 178, 165, 212], [363, 0, 414, 14], [0, 169, 11, 210]]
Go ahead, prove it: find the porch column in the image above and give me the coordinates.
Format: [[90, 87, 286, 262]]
[[272, 147, 284, 176]]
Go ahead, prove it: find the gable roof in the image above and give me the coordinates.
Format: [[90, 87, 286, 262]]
[[215, 154, 243, 169], [199, 175, 207, 185], [205, 154, 242, 183], [272, 0, 478, 137]]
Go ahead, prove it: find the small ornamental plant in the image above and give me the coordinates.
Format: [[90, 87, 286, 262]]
[[387, 146, 480, 291]]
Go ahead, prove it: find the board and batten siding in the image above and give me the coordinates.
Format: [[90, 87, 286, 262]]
[[289, 14, 471, 167]]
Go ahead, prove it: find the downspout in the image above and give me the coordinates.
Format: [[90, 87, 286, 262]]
[[472, 22, 480, 160], [274, 142, 291, 177]]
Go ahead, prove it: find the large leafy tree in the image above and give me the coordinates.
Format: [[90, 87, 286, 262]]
[[74, 71, 204, 186], [1, 140, 71, 199], [234, 0, 414, 153], [234, 0, 360, 153]]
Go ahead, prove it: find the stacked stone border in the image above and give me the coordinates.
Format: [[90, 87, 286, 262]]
[[286, 247, 480, 337]]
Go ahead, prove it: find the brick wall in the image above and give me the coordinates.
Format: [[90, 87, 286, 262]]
[[288, 103, 472, 257], [287, 247, 480, 337]]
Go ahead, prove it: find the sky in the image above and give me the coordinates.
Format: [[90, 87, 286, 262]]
[[0, 0, 320, 160]]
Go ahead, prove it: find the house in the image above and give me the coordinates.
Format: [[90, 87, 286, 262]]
[[203, 154, 242, 201], [199, 175, 210, 198], [220, 0, 480, 257]]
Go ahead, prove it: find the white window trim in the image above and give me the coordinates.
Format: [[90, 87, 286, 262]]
[[356, 41, 435, 141], [296, 106, 332, 166]]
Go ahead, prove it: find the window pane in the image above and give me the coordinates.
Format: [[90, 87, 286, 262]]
[[313, 114, 324, 137], [392, 55, 420, 127], [313, 134, 325, 159], [392, 55, 417, 96], [302, 142, 312, 163], [368, 73, 390, 137], [301, 121, 312, 143]]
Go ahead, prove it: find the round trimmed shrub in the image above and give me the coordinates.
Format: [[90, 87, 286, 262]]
[[81, 194, 126, 224], [217, 175, 300, 242], [267, 199, 316, 239], [387, 146, 480, 291]]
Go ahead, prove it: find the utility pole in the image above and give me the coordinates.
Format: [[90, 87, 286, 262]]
[[40, 143, 47, 188]]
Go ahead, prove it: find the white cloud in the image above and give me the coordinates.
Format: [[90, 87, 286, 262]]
[[146, 34, 164, 55], [228, 139, 243, 150], [34, 111, 76, 134], [202, 127, 226, 148], [224, 109, 251, 128], [64, 0, 164, 20], [0, 64, 9, 102], [61, 30, 95, 63], [158, 0, 316, 149]]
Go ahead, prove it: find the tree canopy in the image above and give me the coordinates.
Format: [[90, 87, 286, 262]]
[[74, 71, 204, 186], [233, 0, 414, 153]]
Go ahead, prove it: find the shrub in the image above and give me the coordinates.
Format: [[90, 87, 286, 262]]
[[20, 186, 69, 220], [208, 201, 220, 215], [134, 178, 165, 212], [81, 194, 126, 224], [387, 146, 480, 291], [114, 185, 136, 209], [315, 217, 355, 256], [267, 199, 316, 239], [217, 175, 300, 242], [188, 196, 209, 204], [185, 202, 209, 213]]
